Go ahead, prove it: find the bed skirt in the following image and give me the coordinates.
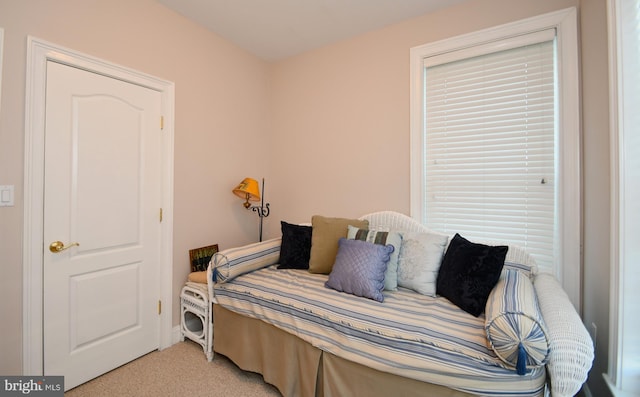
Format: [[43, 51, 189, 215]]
[[213, 305, 474, 397]]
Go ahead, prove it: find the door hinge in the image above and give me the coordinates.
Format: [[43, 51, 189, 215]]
[[160, 116, 164, 130], [159, 208, 163, 222], [158, 300, 162, 315]]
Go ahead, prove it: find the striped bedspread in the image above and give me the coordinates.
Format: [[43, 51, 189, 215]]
[[213, 266, 546, 397]]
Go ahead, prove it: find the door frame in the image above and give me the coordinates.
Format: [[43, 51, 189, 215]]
[[23, 37, 175, 376]]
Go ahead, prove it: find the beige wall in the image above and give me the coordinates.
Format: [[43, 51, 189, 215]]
[[579, 1, 612, 396], [0, 0, 271, 376], [268, 0, 584, 223], [268, 0, 610, 395], [0, 0, 612, 395]]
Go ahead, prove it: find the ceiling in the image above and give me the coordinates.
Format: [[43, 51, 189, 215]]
[[157, 0, 467, 61]]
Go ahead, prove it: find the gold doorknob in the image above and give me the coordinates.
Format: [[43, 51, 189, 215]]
[[49, 241, 80, 253]]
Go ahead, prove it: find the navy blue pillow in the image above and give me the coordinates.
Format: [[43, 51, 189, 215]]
[[278, 221, 312, 269], [436, 233, 508, 317]]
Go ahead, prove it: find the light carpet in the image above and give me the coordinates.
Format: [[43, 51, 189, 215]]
[[65, 341, 281, 397]]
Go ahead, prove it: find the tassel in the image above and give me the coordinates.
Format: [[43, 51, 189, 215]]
[[516, 342, 527, 375]]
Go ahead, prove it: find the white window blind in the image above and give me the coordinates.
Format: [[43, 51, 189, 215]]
[[422, 32, 557, 271]]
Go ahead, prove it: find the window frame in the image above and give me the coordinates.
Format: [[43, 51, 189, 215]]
[[606, 0, 640, 394], [409, 7, 581, 309]]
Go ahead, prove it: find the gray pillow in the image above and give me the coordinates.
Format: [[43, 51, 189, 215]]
[[325, 238, 394, 302]]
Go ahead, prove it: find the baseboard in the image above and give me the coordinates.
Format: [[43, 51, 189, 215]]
[[171, 325, 182, 345], [604, 373, 636, 397]]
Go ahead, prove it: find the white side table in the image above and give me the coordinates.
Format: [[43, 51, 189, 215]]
[[180, 282, 213, 361]]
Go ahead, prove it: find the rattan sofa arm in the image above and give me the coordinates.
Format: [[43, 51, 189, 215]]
[[206, 259, 216, 305], [533, 273, 594, 397]]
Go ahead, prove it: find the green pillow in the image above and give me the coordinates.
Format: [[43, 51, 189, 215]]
[[347, 225, 402, 291]]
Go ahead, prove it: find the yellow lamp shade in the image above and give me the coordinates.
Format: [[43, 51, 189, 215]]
[[232, 178, 261, 208]]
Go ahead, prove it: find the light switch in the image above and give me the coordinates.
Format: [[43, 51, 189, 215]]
[[0, 185, 15, 207]]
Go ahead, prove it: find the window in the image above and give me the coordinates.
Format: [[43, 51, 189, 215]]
[[423, 32, 556, 269], [410, 8, 581, 307], [606, 0, 640, 394]]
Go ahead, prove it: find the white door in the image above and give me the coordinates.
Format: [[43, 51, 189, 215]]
[[43, 61, 163, 390]]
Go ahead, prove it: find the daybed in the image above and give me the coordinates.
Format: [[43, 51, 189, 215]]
[[206, 211, 593, 397]]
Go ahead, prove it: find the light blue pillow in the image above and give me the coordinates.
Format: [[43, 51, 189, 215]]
[[325, 238, 394, 302], [347, 225, 402, 291], [397, 231, 449, 297]]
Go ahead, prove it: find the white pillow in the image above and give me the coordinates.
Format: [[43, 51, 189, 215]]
[[397, 231, 449, 296], [213, 238, 281, 283]]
